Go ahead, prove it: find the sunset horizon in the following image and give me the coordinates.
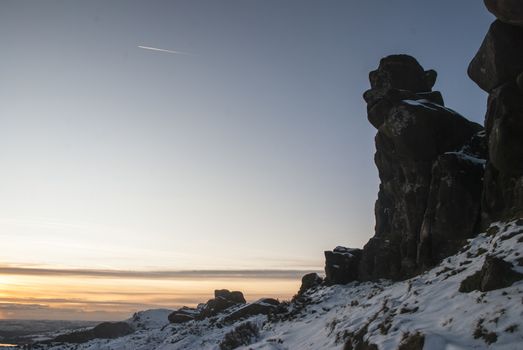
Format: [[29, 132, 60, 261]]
[[4, 2, 521, 349]]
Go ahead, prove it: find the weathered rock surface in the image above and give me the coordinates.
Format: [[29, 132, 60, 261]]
[[484, 0, 523, 27], [324, 246, 362, 284], [359, 55, 483, 281], [468, 20, 523, 92]]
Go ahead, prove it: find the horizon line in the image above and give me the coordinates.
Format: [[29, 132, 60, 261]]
[[0, 265, 322, 279]]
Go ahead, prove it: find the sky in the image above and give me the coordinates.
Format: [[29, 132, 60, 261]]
[[0, 0, 493, 320]]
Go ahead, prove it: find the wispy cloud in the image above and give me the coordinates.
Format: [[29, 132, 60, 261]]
[[138, 45, 195, 56], [0, 265, 321, 280]]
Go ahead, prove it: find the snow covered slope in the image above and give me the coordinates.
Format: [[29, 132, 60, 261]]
[[36, 220, 523, 350]]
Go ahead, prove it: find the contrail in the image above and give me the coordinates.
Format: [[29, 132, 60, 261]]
[[138, 45, 194, 56]]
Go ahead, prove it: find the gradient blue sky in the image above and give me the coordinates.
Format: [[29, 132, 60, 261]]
[[0, 0, 493, 319]]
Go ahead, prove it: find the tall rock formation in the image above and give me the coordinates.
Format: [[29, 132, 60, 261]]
[[359, 55, 484, 280], [469, 1, 523, 224], [325, 56, 485, 284], [324, 0, 523, 285]]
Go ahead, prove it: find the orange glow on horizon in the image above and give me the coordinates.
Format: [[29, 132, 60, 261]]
[[0, 271, 303, 321]]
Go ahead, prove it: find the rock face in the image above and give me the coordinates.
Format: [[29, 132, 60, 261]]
[[359, 55, 483, 281], [469, 6, 523, 225]]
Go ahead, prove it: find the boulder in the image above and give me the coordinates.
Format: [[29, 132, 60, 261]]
[[214, 289, 246, 304], [224, 298, 280, 322], [298, 272, 323, 295], [468, 20, 523, 92], [324, 246, 362, 284], [484, 0, 523, 27], [199, 289, 246, 319], [168, 306, 200, 324]]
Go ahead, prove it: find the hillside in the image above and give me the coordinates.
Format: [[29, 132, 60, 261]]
[[29, 220, 523, 349]]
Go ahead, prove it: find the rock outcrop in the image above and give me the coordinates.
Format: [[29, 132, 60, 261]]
[[324, 246, 362, 284], [223, 298, 280, 323], [327, 12, 523, 282], [168, 289, 247, 323], [359, 55, 483, 281], [468, 2, 523, 224], [297, 272, 323, 295]]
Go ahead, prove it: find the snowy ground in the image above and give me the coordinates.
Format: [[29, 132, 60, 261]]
[[28, 220, 523, 350]]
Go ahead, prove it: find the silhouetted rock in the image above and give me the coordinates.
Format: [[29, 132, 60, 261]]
[[215, 289, 246, 304], [298, 273, 323, 295], [324, 246, 362, 284], [459, 256, 523, 292], [360, 55, 482, 281], [484, 0, 523, 27], [468, 20, 523, 92], [224, 298, 279, 322], [199, 289, 246, 319]]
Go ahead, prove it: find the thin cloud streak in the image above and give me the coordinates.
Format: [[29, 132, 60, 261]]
[[0, 265, 321, 279], [138, 45, 195, 56]]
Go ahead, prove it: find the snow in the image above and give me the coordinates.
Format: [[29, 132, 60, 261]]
[[402, 99, 439, 111], [444, 151, 486, 167], [333, 246, 359, 258], [34, 220, 523, 350], [402, 99, 462, 117]]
